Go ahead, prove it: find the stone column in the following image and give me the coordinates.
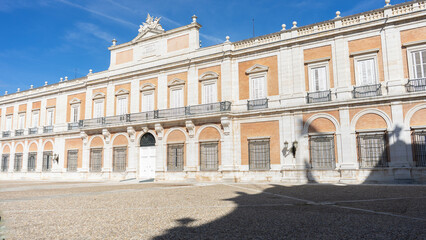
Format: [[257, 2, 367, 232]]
[[102, 129, 112, 172], [22, 140, 28, 172], [389, 102, 412, 167], [339, 107, 358, 169], [184, 121, 197, 171], [155, 124, 165, 171], [126, 127, 137, 177], [187, 64, 198, 105], [220, 117, 234, 171], [130, 79, 139, 114], [106, 82, 115, 117], [8, 142, 15, 173], [79, 132, 89, 172], [53, 137, 65, 173], [333, 36, 352, 100], [85, 88, 93, 119], [157, 72, 167, 110], [36, 139, 43, 172], [220, 46, 232, 101]]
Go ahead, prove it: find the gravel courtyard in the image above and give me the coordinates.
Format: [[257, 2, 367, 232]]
[[0, 180, 425, 239]]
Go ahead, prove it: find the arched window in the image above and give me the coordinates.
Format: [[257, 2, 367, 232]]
[[140, 133, 156, 147]]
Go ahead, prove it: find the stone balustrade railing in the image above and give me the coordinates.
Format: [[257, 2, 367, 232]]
[[233, 1, 426, 50]]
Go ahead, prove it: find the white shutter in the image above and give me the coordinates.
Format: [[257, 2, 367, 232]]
[[318, 67, 327, 91], [46, 109, 54, 126], [6, 116, 12, 131], [32, 111, 39, 127], [18, 114, 25, 129], [202, 83, 217, 104], [117, 97, 128, 115], [142, 92, 154, 112], [412, 50, 426, 78], [251, 76, 265, 99], [357, 58, 376, 85], [94, 101, 103, 118], [171, 88, 183, 108], [71, 106, 78, 123]]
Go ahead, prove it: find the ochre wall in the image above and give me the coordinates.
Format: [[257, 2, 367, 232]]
[[350, 106, 392, 124], [167, 129, 186, 143], [46, 98, 56, 107], [304, 45, 334, 90], [18, 104, 26, 112], [116, 49, 133, 65], [113, 135, 128, 146], [15, 144, 23, 153], [167, 34, 189, 53], [410, 108, 426, 127], [139, 78, 158, 111], [90, 136, 104, 148], [238, 56, 279, 100], [198, 65, 222, 104], [6, 106, 13, 115], [400, 27, 426, 78], [199, 127, 221, 140], [355, 113, 387, 130], [2, 145, 10, 154], [44, 141, 53, 151], [29, 143, 38, 152], [32, 101, 41, 110], [167, 72, 188, 108], [348, 36, 384, 85], [308, 118, 336, 133], [303, 110, 340, 124], [240, 121, 280, 165], [67, 93, 86, 122], [64, 138, 83, 168]]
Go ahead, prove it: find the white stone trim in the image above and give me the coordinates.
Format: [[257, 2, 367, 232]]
[[350, 109, 392, 131], [111, 133, 130, 146], [307, 60, 330, 92], [41, 139, 55, 152], [404, 103, 426, 129], [13, 142, 25, 153], [92, 92, 105, 100], [88, 135, 106, 147], [245, 64, 269, 74], [302, 113, 341, 135], [199, 71, 219, 81], [140, 83, 156, 91], [69, 98, 81, 105], [163, 127, 189, 143], [136, 130, 159, 147], [405, 43, 426, 79], [115, 88, 130, 96], [27, 140, 39, 152], [304, 57, 331, 64], [167, 78, 185, 87], [195, 124, 224, 141], [349, 48, 380, 56], [353, 52, 380, 86]]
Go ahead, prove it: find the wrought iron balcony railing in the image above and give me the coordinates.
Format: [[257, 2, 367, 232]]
[[15, 129, 24, 136], [247, 98, 268, 110], [353, 83, 382, 98], [307, 90, 332, 103], [68, 121, 83, 130], [28, 127, 38, 135], [80, 101, 232, 129], [43, 126, 54, 133], [406, 78, 426, 93], [2, 131, 11, 138]]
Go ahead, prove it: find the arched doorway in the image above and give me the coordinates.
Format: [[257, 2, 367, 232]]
[[139, 133, 156, 178]]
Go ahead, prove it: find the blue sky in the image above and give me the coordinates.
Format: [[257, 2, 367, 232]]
[[0, 0, 407, 94]]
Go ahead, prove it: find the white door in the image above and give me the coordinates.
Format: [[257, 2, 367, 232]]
[[139, 146, 156, 179]]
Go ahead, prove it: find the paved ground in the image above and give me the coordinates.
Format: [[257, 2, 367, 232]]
[[0, 181, 425, 239]]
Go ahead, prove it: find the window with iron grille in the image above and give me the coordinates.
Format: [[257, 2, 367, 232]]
[[67, 150, 78, 172], [309, 135, 335, 169], [42, 151, 53, 172], [200, 142, 218, 171], [248, 139, 270, 170], [412, 129, 426, 167], [168, 144, 184, 171], [113, 147, 127, 172], [14, 153, 23, 172], [1, 154, 9, 172], [28, 153, 36, 172], [90, 148, 102, 172], [357, 132, 388, 168]]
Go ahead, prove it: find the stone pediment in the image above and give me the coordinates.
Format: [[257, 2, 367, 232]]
[[168, 78, 185, 87], [245, 64, 269, 74], [199, 71, 219, 81], [132, 14, 165, 42]]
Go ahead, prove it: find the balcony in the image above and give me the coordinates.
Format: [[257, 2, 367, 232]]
[[68, 121, 83, 130], [247, 98, 268, 110], [28, 127, 38, 135], [353, 84, 382, 98], [79, 101, 232, 129], [43, 126, 54, 133], [307, 90, 332, 103], [2, 131, 11, 138], [15, 129, 24, 136], [406, 78, 426, 93]]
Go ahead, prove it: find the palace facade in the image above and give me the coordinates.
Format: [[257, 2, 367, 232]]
[[0, 1, 425, 183]]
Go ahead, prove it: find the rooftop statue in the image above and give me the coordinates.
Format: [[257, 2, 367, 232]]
[[138, 13, 164, 33]]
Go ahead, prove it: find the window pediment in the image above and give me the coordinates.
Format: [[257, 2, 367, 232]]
[[168, 78, 185, 87], [140, 83, 156, 91], [199, 71, 219, 82], [92, 92, 105, 100], [115, 88, 130, 96], [69, 98, 81, 105], [246, 64, 269, 75]]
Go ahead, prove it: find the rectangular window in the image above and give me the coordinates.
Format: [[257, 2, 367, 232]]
[[28, 153, 36, 172], [42, 151, 53, 172], [32, 111, 39, 127], [309, 135, 335, 169], [1, 154, 9, 172], [46, 109, 54, 126], [251, 76, 266, 100], [6, 116, 12, 131], [67, 150, 78, 172], [309, 66, 327, 92], [14, 153, 22, 172], [141, 92, 154, 112], [113, 147, 126, 172], [70, 106, 79, 123], [18, 114, 25, 129], [357, 132, 388, 168], [412, 129, 426, 167], [117, 97, 128, 115], [356, 58, 377, 86], [412, 50, 426, 79], [200, 142, 218, 171], [248, 139, 270, 170], [93, 100, 104, 118], [90, 148, 103, 172], [167, 144, 184, 171], [202, 82, 217, 104], [170, 88, 184, 108]]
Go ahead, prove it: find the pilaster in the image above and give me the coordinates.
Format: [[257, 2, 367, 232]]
[[339, 107, 358, 169], [130, 78, 139, 113], [106, 82, 115, 117], [187, 64, 198, 105]]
